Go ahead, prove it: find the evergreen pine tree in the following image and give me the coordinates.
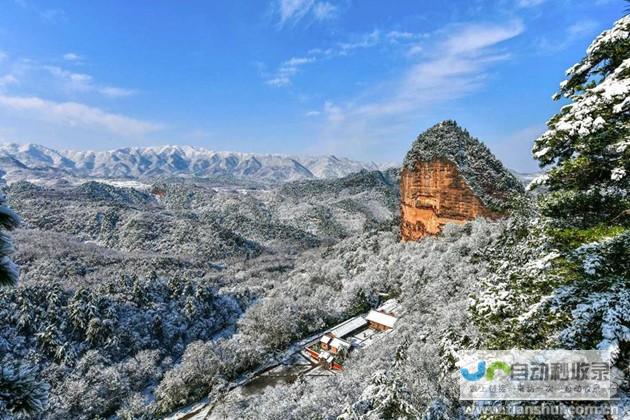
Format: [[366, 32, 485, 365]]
[[531, 15, 630, 226], [0, 194, 48, 418], [527, 12, 630, 380], [0, 193, 20, 286], [0, 364, 50, 417]]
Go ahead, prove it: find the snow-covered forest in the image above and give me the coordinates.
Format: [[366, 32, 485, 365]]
[[0, 168, 404, 418], [0, 10, 628, 420]]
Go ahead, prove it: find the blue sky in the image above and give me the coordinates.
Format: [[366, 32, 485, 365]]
[[0, 0, 625, 171]]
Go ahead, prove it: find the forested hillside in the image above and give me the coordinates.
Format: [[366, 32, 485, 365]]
[[0, 11, 628, 420], [0, 169, 402, 418]]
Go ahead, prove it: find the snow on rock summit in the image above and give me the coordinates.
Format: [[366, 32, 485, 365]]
[[400, 120, 524, 241]]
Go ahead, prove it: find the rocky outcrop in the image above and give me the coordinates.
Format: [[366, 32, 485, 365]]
[[400, 159, 500, 240], [400, 121, 523, 241]]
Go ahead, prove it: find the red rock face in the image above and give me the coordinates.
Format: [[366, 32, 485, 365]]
[[400, 159, 499, 241]]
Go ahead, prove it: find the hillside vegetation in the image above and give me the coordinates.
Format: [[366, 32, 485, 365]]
[[0, 13, 628, 420]]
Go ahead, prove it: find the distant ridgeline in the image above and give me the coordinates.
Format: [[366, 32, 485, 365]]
[[0, 143, 387, 184], [400, 120, 524, 241]]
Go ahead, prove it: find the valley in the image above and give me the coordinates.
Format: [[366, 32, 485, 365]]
[[0, 2, 628, 419]]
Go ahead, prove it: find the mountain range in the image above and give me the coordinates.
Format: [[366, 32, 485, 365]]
[[0, 143, 391, 184]]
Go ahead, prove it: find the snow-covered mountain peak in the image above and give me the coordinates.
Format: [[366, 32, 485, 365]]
[[0, 143, 393, 184]]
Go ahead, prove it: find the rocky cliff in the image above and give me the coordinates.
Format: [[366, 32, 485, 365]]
[[401, 121, 523, 241]]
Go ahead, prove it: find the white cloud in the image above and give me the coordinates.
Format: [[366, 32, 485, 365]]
[[313, 20, 525, 155], [285, 57, 315, 66], [43, 65, 136, 98], [305, 110, 321, 116], [284, 30, 383, 65], [387, 31, 415, 41], [14, 0, 67, 22], [266, 26, 428, 87], [386, 31, 428, 56], [0, 74, 18, 88], [407, 44, 423, 56], [276, 0, 337, 26], [44, 65, 93, 90], [568, 19, 599, 37], [266, 21, 513, 102], [0, 52, 6, 61], [99, 86, 136, 98], [386, 31, 427, 44], [270, 27, 426, 87], [278, 0, 313, 24], [266, 78, 289, 87], [338, 30, 381, 54], [442, 21, 525, 54], [266, 56, 316, 87], [323, 101, 344, 122], [0, 94, 161, 136], [62, 52, 84, 63], [337, 20, 523, 118], [312, 2, 337, 20], [517, 0, 546, 8], [536, 19, 599, 53]]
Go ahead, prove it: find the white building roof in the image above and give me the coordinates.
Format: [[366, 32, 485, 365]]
[[319, 351, 334, 363], [329, 316, 368, 338], [320, 335, 332, 345], [377, 299, 401, 316], [365, 310, 397, 328], [330, 337, 350, 350]]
